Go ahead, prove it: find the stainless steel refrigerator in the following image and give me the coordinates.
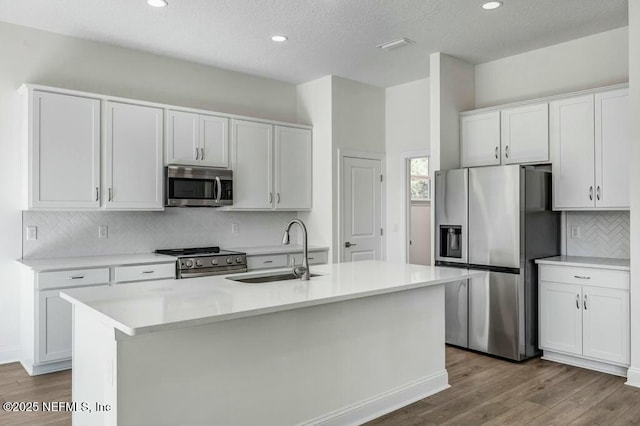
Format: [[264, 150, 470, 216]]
[[435, 165, 560, 361]]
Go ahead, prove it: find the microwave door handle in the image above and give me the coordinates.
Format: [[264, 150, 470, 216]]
[[215, 176, 222, 203]]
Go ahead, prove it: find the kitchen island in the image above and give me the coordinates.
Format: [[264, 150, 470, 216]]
[[60, 260, 482, 425]]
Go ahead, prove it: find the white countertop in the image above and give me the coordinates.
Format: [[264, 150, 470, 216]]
[[535, 256, 630, 271], [60, 260, 483, 337], [227, 244, 329, 256], [18, 253, 176, 272]]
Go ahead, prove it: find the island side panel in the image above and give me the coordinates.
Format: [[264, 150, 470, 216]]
[[72, 305, 118, 426], [114, 284, 447, 425]]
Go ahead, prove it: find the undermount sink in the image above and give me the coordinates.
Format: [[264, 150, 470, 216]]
[[228, 273, 321, 284]]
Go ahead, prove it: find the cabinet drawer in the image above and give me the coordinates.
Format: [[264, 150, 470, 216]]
[[113, 263, 176, 283], [289, 251, 328, 266], [38, 268, 110, 290], [247, 254, 288, 270], [539, 265, 629, 290]]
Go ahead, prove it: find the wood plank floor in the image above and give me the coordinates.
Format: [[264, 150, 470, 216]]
[[1, 347, 639, 425], [368, 346, 640, 425]]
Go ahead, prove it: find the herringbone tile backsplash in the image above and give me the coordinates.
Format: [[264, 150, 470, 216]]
[[565, 211, 630, 259], [23, 210, 299, 259]]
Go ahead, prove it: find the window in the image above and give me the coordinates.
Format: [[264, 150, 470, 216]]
[[410, 157, 430, 202]]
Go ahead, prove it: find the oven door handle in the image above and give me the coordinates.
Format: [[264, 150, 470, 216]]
[[215, 176, 222, 203]]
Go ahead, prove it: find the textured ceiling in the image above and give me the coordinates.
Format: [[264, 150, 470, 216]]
[[0, 0, 628, 88]]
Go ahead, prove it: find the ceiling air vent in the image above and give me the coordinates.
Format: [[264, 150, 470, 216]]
[[376, 38, 415, 51]]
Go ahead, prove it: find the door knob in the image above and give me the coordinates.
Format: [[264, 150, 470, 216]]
[[344, 242, 357, 248]]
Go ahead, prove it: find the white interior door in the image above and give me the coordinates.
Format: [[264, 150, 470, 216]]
[[342, 156, 382, 262]]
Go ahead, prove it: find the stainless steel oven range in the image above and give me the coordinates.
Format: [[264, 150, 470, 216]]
[[155, 247, 247, 279]]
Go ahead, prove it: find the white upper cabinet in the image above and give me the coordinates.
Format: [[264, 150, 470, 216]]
[[166, 110, 229, 168], [166, 110, 199, 165], [26, 90, 101, 210], [501, 103, 549, 164], [595, 89, 629, 209], [274, 126, 312, 210], [232, 120, 312, 211], [200, 114, 229, 168], [551, 89, 629, 211], [105, 102, 164, 210], [231, 119, 273, 209], [460, 111, 501, 167], [550, 95, 596, 210]]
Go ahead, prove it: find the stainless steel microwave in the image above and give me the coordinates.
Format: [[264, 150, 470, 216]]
[[165, 165, 233, 207]]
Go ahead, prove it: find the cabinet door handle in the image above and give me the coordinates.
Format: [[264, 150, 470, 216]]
[[589, 186, 593, 201], [264, 260, 273, 264], [201, 148, 205, 160], [596, 186, 601, 201], [584, 294, 588, 310], [574, 275, 591, 280], [495, 146, 499, 159], [277, 193, 281, 204], [108, 188, 113, 202], [69, 275, 85, 280], [141, 270, 155, 274], [576, 293, 580, 309], [269, 192, 273, 204], [95, 187, 99, 202], [195, 147, 200, 160], [505, 145, 509, 158]]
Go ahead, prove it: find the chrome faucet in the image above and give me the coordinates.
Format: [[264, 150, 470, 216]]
[[282, 219, 310, 280]]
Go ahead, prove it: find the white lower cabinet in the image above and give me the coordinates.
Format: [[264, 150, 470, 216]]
[[538, 263, 630, 376], [246, 248, 329, 271], [21, 260, 177, 375], [37, 286, 109, 364]]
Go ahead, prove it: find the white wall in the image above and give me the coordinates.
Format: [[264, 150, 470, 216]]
[[627, 2, 640, 388], [475, 27, 629, 108], [430, 53, 475, 173], [296, 77, 333, 260], [331, 76, 386, 262], [384, 78, 430, 263], [0, 22, 300, 363]]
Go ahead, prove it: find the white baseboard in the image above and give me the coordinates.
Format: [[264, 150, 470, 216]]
[[300, 370, 449, 426], [20, 359, 71, 376], [0, 346, 19, 365], [625, 367, 640, 388], [542, 351, 628, 377]]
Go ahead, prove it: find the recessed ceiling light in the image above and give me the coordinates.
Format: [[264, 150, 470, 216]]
[[482, 1, 503, 10], [271, 35, 288, 43], [147, 0, 168, 7]]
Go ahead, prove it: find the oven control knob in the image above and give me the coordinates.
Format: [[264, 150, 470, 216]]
[[211, 259, 218, 266], [185, 259, 194, 268], [226, 257, 233, 264], [196, 259, 203, 267], [235, 257, 243, 263]]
